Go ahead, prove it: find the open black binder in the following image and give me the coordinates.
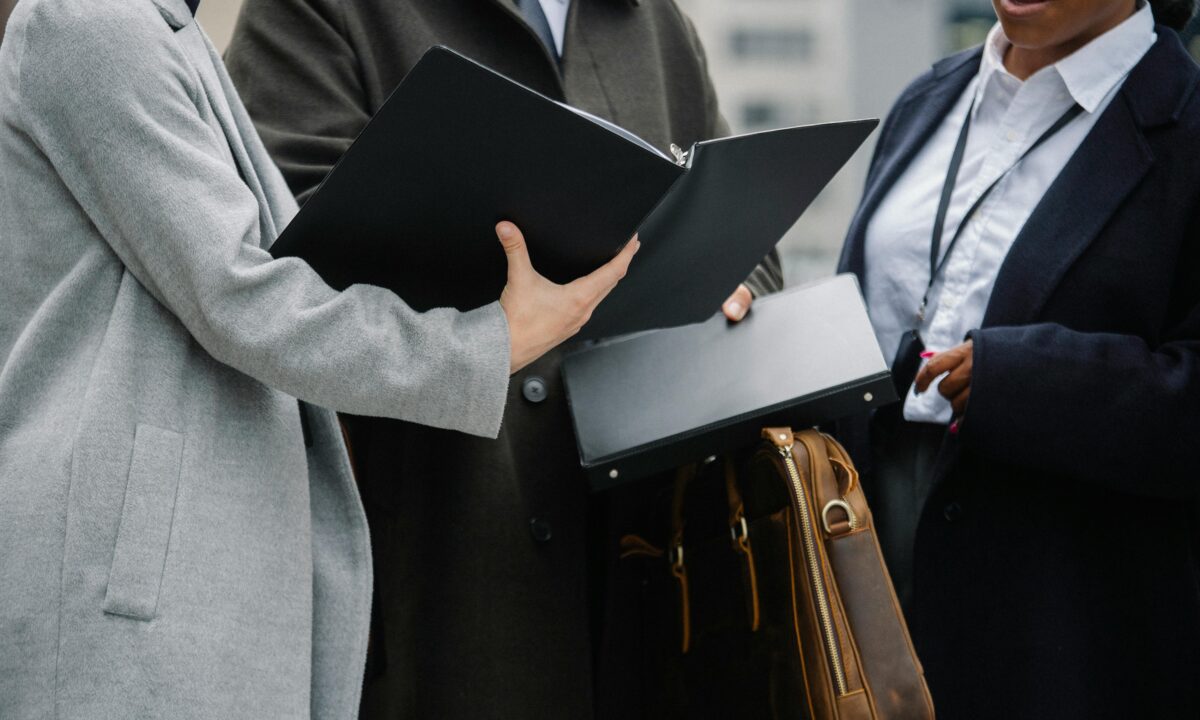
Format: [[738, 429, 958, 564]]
[[270, 46, 878, 338]]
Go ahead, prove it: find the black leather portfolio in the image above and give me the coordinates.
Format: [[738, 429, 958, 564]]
[[269, 46, 682, 316], [270, 46, 878, 338], [561, 275, 898, 490]]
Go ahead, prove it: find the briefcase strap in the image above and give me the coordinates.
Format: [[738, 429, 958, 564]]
[[725, 458, 761, 632], [667, 459, 764, 653], [670, 465, 694, 654]]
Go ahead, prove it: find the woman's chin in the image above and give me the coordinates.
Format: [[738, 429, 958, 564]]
[[996, 0, 1055, 21]]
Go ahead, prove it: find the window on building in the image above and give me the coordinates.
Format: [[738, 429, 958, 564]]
[[741, 102, 786, 130], [739, 99, 820, 132], [730, 28, 814, 61]]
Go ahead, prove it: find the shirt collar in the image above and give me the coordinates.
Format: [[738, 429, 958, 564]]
[[978, 1, 1156, 113]]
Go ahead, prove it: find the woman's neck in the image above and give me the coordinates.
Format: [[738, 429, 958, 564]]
[[1003, 3, 1137, 80]]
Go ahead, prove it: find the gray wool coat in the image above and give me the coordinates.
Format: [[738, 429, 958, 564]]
[[0, 0, 512, 718]]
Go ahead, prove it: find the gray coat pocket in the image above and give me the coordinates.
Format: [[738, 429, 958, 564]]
[[103, 424, 185, 620]]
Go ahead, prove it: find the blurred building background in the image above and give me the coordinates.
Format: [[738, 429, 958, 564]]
[[4, 0, 1194, 286], [673, 0, 942, 284]]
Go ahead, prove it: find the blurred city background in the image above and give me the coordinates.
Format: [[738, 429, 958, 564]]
[[5, 0, 1196, 285]]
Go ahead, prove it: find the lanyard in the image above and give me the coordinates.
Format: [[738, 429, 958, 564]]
[[916, 97, 1085, 324]]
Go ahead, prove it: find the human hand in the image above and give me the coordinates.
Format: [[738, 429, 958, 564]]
[[497, 221, 639, 374], [915, 339, 974, 417], [722, 284, 754, 322]]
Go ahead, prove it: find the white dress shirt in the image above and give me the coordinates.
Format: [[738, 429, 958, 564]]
[[863, 2, 1155, 425], [539, 0, 571, 56]]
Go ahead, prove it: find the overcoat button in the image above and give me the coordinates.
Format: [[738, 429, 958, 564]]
[[943, 501, 964, 522], [530, 517, 553, 543], [522, 376, 548, 404]]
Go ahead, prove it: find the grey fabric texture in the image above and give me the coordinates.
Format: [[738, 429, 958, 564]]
[[0, 0, 512, 717]]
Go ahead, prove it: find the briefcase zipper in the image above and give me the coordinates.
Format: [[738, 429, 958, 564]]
[[779, 445, 850, 696]]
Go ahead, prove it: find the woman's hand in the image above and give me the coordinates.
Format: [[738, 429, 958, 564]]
[[497, 221, 639, 374], [915, 339, 974, 417]]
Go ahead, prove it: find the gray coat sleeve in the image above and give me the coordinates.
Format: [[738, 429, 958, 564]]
[[225, 0, 368, 204], [679, 8, 784, 297], [14, 1, 511, 438]]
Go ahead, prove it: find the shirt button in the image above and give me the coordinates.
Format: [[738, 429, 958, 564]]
[[943, 501, 964, 523], [1006, 130, 1019, 142], [522, 376, 548, 404], [530, 517, 553, 543]]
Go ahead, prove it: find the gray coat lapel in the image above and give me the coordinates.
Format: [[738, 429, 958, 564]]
[[151, 0, 290, 246], [149, 0, 194, 30], [202, 32, 300, 235], [174, 25, 288, 247]]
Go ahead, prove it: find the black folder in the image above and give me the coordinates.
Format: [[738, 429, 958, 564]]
[[561, 275, 898, 491], [269, 46, 681, 317], [270, 46, 878, 338]]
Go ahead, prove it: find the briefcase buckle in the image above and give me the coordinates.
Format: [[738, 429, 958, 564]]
[[730, 516, 749, 543], [821, 499, 859, 535]]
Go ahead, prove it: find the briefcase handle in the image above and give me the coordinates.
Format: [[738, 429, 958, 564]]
[[668, 458, 762, 654]]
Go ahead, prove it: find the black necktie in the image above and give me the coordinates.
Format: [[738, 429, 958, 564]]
[[514, 0, 559, 59], [185, 0, 200, 15]]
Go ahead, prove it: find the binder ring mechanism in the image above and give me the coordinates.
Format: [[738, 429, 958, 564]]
[[670, 143, 690, 167]]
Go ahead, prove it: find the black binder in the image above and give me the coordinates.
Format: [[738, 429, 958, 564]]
[[561, 275, 898, 490], [269, 46, 681, 317], [270, 46, 878, 338], [581, 120, 878, 338]]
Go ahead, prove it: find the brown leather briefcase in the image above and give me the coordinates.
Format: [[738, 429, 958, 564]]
[[595, 428, 934, 720]]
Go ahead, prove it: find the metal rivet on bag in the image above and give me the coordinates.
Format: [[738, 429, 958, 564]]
[[779, 433, 788, 441], [609, 469, 619, 479], [864, 392, 874, 402]]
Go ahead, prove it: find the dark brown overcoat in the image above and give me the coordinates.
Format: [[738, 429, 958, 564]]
[[226, 2, 782, 717]]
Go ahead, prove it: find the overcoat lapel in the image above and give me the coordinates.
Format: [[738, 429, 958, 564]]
[[483, 0, 566, 84], [480, 0, 671, 149], [839, 49, 982, 282], [149, 0, 194, 30], [981, 31, 1192, 327], [567, 1, 672, 147], [981, 95, 1153, 327], [177, 26, 283, 245]]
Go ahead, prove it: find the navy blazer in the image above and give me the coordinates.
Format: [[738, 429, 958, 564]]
[[838, 30, 1200, 720]]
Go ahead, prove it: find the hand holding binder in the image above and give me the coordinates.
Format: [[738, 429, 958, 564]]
[[497, 221, 640, 374]]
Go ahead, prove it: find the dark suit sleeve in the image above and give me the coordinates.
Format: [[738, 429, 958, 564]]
[[679, 9, 783, 296], [225, 0, 370, 204], [963, 312, 1200, 498]]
